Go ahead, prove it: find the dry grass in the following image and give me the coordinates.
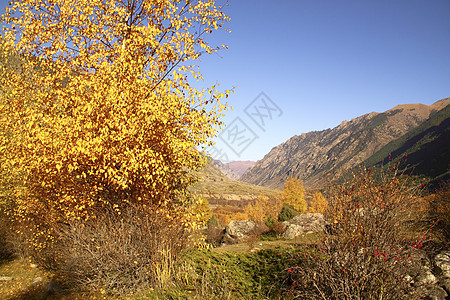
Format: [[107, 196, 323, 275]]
[[0, 258, 53, 299], [50, 202, 189, 295], [190, 162, 278, 203]]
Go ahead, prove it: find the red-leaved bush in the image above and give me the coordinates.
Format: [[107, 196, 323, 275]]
[[286, 166, 430, 299]]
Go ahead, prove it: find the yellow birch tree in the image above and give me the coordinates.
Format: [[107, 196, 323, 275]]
[[281, 175, 307, 213], [0, 0, 230, 240]]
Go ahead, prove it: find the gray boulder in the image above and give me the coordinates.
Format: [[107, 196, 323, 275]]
[[222, 220, 256, 244], [282, 213, 326, 239], [413, 250, 450, 299], [416, 269, 438, 286], [435, 251, 450, 278], [424, 286, 448, 300]]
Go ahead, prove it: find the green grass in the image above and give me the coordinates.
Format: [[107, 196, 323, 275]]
[[154, 246, 305, 299]]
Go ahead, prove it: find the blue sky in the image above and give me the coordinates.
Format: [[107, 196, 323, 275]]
[[1, 1, 449, 163], [198, 0, 450, 162]]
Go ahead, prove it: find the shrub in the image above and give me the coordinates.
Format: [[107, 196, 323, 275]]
[[207, 215, 219, 228], [272, 221, 287, 237], [205, 216, 224, 247], [247, 223, 269, 250], [47, 202, 189, 294], [286, 166, 429, 299], [428, 180, 450, 246], [278, 204, 298, 222], [265, 215, 276, 229], [261, 216, 286, 240], [0, 1, 230, 295]]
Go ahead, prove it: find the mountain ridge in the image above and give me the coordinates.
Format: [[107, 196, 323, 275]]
[[364, 104, 450, 186], [240, 98, 449, 188]]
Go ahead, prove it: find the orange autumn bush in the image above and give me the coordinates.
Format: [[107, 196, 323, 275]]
[[245, 193, 283, 225], [212, 205, 248, 227]]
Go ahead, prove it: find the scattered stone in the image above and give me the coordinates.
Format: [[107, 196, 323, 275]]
[[30, 263, 38, 269], [435, 251, 450, 278], [0, 276, 13, 281], [404, 274, 414, 285], [416, 270, 438, 286], [441, 278, 450, 294], [32, 277, 42, 285], [424, 286, 448, 300]]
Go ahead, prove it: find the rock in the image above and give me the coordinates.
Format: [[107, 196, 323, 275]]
[[416, 270, 438, 286], [424, 286, 448, 300], [282, 213, 326, 239], [404, 274, 414, 285], [0, 276, 13, 281], [222, 220, 256, 244], [441, 278, 450, 294], [283, 224, 305, 239], [435, 251, 450, 278], [32, 277, 42, 285], [30, 263, 37, 269]]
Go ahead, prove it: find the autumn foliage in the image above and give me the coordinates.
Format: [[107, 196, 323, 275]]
[[308, 191, 328, 213], [0, 0, 229, 293], [212, 205, 248, 227], [1, 1, 228, 225], [245, 193, 283, 224], [281, 175, 307, 213]]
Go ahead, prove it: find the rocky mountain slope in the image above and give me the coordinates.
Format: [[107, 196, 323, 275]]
[[210, 160, 256, 180], [211, 159, 241, 180], [364, 103, 450, 187], [240, 98, 449, 188]]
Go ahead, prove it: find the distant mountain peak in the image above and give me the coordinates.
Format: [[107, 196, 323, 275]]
[[210, 160, 240, 180], [225, 161, 256, 178], [210, 160, 256, 180], [388, 98, 449, 113]]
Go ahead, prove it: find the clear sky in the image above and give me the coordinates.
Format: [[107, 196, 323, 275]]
[[198, 0, 450, 163], [1, 1, 449, 163]]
